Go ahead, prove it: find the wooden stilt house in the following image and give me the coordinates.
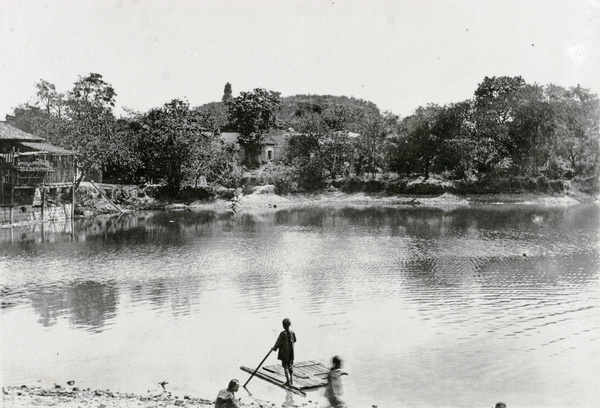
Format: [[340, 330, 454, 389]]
[[0, 122, 76, 224]]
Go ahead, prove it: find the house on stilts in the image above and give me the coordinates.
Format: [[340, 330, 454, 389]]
[[0, 122, 76, 225]]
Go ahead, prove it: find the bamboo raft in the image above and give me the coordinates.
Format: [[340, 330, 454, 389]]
[[240, 360, 332, 396]]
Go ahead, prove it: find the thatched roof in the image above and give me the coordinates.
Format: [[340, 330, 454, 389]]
[[0, 122, 46, 141], [20, 142, 74, 155]]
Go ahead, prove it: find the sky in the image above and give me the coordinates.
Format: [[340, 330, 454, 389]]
[[1, 0, 598, 119]]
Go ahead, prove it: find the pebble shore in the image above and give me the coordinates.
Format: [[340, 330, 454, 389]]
[[2, 385, 331, 408], [2, 385, 215, 408]]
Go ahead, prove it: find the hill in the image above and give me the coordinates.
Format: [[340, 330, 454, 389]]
[[195, 94, 382, 131]]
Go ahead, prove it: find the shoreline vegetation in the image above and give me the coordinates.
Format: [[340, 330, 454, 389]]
[[8, 75, 600, 225], [75, 176, 598, 219]]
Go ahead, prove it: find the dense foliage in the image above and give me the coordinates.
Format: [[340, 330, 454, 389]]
[[225, 88, 282, 168], [389, 77, 600, 183], [8, 75, 599, 198]]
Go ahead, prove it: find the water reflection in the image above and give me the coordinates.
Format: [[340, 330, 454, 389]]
[[1, 203, 598, 407], [24, 281, 118, 331]]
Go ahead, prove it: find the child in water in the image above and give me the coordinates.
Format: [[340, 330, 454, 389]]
[[324, 356, 344, 408]]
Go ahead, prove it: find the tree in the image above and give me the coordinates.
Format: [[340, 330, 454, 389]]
[[67, 73, 116, 114], [195, 102, 228, 132], [60, 73, 121, 187], [508, 84, 555, 177], [136, 99, 208, 189], [548, 85, 600, 178], [394, 104, 444, 180], [222, 82, 232, 103], [319, 105, 356, 179], [225, 88, 281, 168], [354, 111, 397, 178], [11, 74, 127, 189], [431, 101, 473, 179], [469, 76, 528, 177], [135, 99, 235, 191], [35, 79, 65, 117]]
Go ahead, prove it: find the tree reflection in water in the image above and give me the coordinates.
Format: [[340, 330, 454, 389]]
[[28, 281, 117, 332]]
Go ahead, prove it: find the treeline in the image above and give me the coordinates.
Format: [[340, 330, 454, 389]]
[[277, 76, 599, 193], [8, 74, 600, 197], [10, 75, 242, 194]]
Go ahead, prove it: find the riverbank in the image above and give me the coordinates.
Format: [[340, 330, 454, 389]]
[[74, 180, 598, 218], [3, 384, 302, 408], [186, 189, 592, 214]]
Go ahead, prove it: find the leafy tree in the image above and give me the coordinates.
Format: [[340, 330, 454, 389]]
[[101, 117, 144, 184], [471, 76, 527, 176], [394, 104, 444, 180], [195, 102, 228, 132], [225, 88, 282, 168], [508, 84, 555, 176], [35, 79, 65, 117], [431, 101, 474, 179], [59, 73, 123, 187], [136, 99, 215, 190], [354, 111, 397, 178], [319, 105, 357, 178], [11, 74, 130, 189], [548, 85, 600, 178]]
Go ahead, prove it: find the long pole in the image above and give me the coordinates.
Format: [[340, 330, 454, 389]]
[[244, 349, 272, 388], [41, 181, 45, 222], [89, 180, 123, 214], [71, 160, 76, 239]]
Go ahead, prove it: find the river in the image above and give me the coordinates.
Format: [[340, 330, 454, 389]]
[[1, 203, 599, 407]]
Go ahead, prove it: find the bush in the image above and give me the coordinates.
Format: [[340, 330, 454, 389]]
[[548, 179, 566, 194], [341, 177, 364, 193], [405, 182, 446, 195], [178, 186, 216, 202], [577, 176, 600, 194], [274, 172, 297, 195], [293, 158, 328, 192], [536, 176, 549, 192], [214, 186, 237, 200], [383, 179, 408, 195], [364, 179, 384, 193]]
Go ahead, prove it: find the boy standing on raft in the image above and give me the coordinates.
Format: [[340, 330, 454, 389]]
[[272, 318, 297, 386]]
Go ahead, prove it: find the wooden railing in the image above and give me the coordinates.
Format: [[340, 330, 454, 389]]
[[1, 152, 74, 186]]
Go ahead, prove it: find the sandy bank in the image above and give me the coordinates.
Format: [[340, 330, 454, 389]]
[[186, 189, 589, 214], [75, 181, 596, 218]]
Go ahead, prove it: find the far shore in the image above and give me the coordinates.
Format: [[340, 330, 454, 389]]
[[182, 190, 597, 214]]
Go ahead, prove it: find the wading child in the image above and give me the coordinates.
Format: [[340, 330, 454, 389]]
[[324, 356, 344, 408], [272, 318, 296, 386]]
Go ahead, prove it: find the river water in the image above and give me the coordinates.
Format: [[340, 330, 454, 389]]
[[1, 204, 599, 408]]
